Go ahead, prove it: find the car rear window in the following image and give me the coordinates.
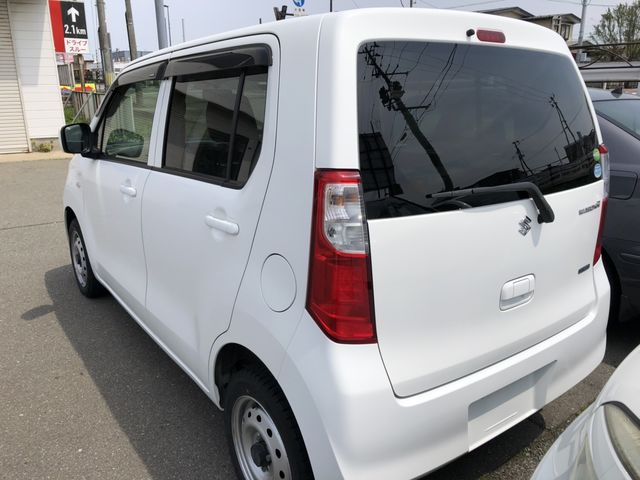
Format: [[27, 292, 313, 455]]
[[357, 41, 599, 219], [594, 99, 640, 137]]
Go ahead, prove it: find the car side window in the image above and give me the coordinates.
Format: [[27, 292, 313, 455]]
[[164, 69, 268, 186], [100, 80, 160, 163]]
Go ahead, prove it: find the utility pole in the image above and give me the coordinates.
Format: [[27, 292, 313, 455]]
[[75, 54, 86, 93], [361, 45, 453, 192], [154, 0, 168, 49], [330, 0, 333, 12], [164, 4, 172, 46], [410, 0, 414, 7], [124, 0, 138, 61], [181, 18, 186, 43], [578, 0, 588, 46], [96, 0, 114, 87]]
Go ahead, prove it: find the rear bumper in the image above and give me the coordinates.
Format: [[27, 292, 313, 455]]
[[278, 262, 610, 480]]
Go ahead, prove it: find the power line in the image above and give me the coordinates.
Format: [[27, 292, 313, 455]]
[[361, 44, 454, 191], [548, 0, 619, 5], [442, 0, 508, 9]]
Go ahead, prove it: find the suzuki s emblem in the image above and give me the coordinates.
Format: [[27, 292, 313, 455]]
[[518, 216, 532, 236]]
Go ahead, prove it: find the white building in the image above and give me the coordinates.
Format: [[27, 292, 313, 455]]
[[0, 0, 65, 153]]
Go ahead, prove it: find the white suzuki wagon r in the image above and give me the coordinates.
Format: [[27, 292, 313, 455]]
[[61, 8, 610, 480]]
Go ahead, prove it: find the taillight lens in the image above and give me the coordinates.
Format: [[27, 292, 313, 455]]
[[599, 144, 610, 197], [594, 144, 609, 265], [306, 170, 376, 344]]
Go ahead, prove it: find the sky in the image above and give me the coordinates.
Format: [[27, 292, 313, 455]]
[[78, 0, 632, 61]]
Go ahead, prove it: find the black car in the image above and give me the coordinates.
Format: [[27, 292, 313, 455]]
[[589, 88, 640, 321]]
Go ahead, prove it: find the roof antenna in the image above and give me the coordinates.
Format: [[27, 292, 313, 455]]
[[612, 86, 624, 96]]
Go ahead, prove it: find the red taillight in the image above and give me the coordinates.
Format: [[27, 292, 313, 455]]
[[594, 196, 608, 265], [306, 170, 376, 344], [598, 144, 610, 196], [594, 144, 609, 265], [476, 29, 506, 43]]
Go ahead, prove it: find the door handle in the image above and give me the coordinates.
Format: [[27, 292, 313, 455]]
[[205, 214, 239, 235], [500, 275, 535, 310], [119, 184, 137, 197]]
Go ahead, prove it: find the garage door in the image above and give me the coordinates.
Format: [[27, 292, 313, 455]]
[[0, 0, 29, 153]]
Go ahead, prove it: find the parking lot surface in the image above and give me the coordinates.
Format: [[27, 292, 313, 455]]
[[1, 159, 638, 480]]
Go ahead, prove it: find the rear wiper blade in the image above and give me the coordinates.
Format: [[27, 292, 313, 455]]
[[426, 181, 555, 224]]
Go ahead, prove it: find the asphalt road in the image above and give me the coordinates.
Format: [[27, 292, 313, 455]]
[[1, 159, 638, 480]]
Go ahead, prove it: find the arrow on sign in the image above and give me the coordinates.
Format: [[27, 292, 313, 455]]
[[67, 6, 80, 22]]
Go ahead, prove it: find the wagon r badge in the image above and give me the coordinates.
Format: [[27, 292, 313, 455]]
[[518, 216, 532, 236], [579, 201, 600, 215]]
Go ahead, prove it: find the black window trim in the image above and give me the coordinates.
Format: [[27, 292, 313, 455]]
[[159, 45, 270, 190], [114, 61, 168, 88], [164, 44, 271, 79]]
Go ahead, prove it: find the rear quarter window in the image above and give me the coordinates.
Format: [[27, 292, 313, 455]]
[[164, 68, 268, 187], [357, 41, 599, 219]]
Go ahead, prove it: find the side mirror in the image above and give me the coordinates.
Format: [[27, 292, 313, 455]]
[[60, 123, 93, 154], [105, 128, 144, 159]]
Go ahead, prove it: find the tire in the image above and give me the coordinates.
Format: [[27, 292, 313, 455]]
[[67, 219, 104, 298], [223, 368, 314, 480]]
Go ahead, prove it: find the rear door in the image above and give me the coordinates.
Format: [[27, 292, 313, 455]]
[[357, 41, 605, 397], [141, 40, 278, 382]]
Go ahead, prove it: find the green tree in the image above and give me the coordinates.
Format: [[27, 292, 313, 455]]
[[591, 1, 640, 60]]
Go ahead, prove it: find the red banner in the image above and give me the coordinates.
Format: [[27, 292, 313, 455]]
[[49, 0, 65, 53]]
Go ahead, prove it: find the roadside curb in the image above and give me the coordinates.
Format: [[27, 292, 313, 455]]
[[0, 152, 72, 164]]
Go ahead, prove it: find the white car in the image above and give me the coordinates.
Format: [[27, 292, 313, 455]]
[[60, 8, 610, 480], [532, 345, 640, 480]]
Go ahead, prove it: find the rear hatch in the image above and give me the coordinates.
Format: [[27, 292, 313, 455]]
[[357, 40, 604, 397]]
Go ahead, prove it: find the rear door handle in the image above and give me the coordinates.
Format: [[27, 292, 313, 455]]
[[205, 214, 239, 235], [119, 184, 137, 197], [500, 275, 535, 310]]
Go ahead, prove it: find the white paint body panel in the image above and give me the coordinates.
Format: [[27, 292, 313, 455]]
[[282, 261, 607, 479], [63, 9, 610, 480], [370, 182, 603, 397], [82, 160, 150, 312], [532, 345, 640, 480], [141, 34, 281, 385]]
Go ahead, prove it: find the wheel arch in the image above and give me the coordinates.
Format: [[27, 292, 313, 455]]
[[214, 342, 278, 408], [64, 206, 77, 232]]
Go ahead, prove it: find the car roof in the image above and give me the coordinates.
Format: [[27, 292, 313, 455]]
[[588, 87, 640, 102], [123, 7, 570, 74]]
